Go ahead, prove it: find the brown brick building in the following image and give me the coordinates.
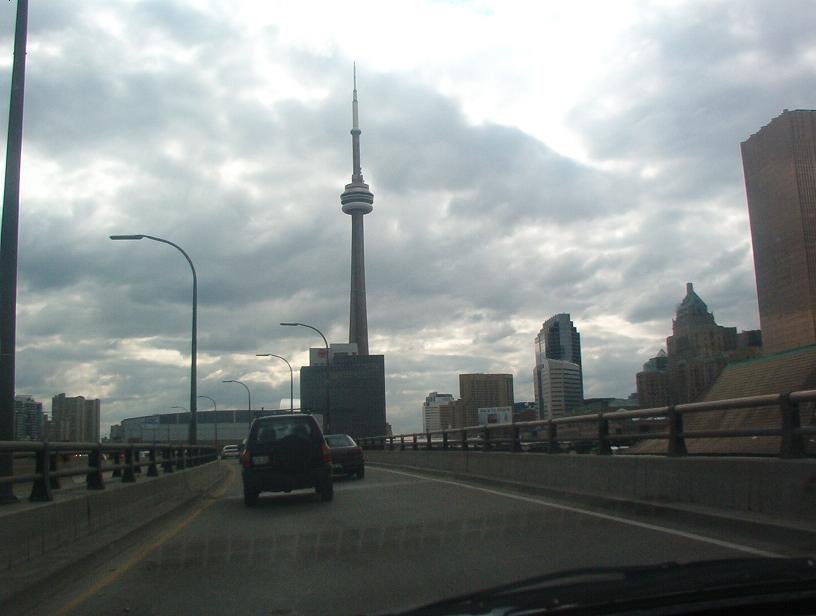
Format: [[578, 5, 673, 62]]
[[454, 374, 514, 428], [741, 110, 816, 354]]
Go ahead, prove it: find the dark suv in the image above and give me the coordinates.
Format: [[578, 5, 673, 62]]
[[240, 414, 333, 506]]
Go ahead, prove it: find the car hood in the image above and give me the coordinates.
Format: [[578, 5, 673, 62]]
[[392, 556, 816, 615]]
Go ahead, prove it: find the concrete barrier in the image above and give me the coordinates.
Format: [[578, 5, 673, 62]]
[[0, 460, 229, 572], [365, 450, 816, 524]]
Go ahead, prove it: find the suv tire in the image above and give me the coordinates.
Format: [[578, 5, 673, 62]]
[[244, 489, 259, 507], [317, 480, 334, 502]]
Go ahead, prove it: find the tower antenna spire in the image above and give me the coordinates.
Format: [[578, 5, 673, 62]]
[[340, 64, 374, 355]]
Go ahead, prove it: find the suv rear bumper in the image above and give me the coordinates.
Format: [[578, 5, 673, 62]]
[[242, 466, 331, 493]]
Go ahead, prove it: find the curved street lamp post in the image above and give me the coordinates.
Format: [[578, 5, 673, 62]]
[[280, 322, 330, 432], [111, 234, 198, 444], [223, 379, 251, 432], [256, 353, 294, 413], [197, 395, 218, 450], [170, 405, 187, 443]]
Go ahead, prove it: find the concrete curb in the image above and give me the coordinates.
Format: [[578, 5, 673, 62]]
[[0, 460, 232, 609], [368, 460, 816, 553]]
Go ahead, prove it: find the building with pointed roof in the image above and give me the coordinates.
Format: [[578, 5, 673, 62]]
[[664, 283, 762, 404], [666, 283, 739, 404]]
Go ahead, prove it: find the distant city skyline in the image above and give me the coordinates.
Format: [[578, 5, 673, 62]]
[[3, 2, 812, 435]]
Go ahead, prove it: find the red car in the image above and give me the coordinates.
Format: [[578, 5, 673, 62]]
[[324, 434, 365, 479]]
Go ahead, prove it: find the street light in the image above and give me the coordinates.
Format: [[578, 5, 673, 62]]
[[223, 379, 251, 431], [170, 405, 187, 444], [111, 234, 198, 444], [256, 353, 294, 413], [280, 322, 331, 431], [197, 395, 218, 449]]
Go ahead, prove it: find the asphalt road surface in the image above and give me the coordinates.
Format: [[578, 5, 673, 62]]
[[12, 462, 804, 615]]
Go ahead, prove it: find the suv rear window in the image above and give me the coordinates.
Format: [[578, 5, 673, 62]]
[[250, 416, 318, 444], [325, 434, 356, 448]]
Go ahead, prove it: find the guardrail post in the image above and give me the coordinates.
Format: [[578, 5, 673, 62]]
[[780, 393, 804, 458], [162, 447, 174, 473], [122, 446, 136, 482], [426, 432, 432, 450], [86, 447, 105, 490], [667, 406, 687, 456], [461, 429, 468, 451], [547, 421, 558, 453], [49, 451, 61, 489], [112, 450, 122, 477], [482, 426, 491, 451], [442, 431, 449, 450], [147, 447, 159, 477], [597, 415, 612, 455], [29, 443, 53, 502], [512, 424, 521, 452], [412, 434, 418, 451], [400, 435, 405, 450]]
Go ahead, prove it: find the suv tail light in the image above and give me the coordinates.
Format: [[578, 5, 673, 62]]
[[240, 448, 251, 468], [321, 443, 331, 464]]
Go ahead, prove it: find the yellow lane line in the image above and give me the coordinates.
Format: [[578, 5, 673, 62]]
[[57, 464, 237, 616]]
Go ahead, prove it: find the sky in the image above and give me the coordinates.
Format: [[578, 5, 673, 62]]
[[1, 0, 815, 435]]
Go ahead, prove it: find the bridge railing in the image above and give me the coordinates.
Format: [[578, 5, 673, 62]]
[[0, 441, 218, 503], [360, 389, 816, 459]]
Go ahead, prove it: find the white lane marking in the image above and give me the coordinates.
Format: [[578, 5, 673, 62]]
[[370, 466, 783, 558]]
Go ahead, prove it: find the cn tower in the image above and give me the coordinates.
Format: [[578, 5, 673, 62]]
[[340, 65, 374, 356]]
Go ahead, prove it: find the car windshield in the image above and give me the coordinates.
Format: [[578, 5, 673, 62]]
[[1, 1, 814, 615], [325, 434, 356, 448]]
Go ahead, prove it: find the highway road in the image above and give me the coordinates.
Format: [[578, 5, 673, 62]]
[[10, 462, 806, 615]]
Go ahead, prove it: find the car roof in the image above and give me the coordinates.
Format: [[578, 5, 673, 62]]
[[255, 414, 315, 422]]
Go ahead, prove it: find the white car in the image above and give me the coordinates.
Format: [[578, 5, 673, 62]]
[[221, 444, 240, 459]]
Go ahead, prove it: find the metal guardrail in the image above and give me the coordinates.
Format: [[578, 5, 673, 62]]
[[359, 390, 816, 459], [0, 441, 218, 503]]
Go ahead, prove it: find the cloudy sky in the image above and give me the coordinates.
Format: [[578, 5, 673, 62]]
[[1, 0, 814, 434]]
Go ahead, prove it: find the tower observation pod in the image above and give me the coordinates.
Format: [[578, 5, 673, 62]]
[[340, 64, 373, 355]]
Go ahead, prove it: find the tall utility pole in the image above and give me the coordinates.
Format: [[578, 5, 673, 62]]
[[0, 0, 29, 505]]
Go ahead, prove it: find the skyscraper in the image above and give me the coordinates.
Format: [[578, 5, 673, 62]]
[[341, 65, 374, 356], [534, 314, 582, 367], [422, 392, 454, 433], [741, 109, 816, 354], [534, 314, 584, 419], [666, 283, 738, 404], [535, 360, 583, 420], [13, 395, 42, 440], [457, 374, 514, 428], [51, 393, 100, 442]]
